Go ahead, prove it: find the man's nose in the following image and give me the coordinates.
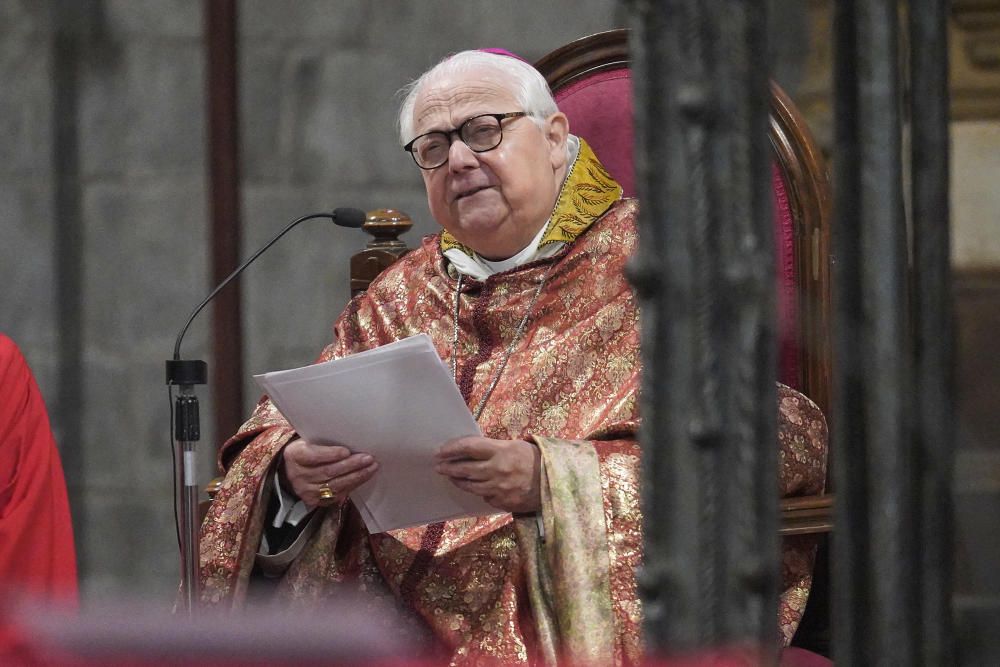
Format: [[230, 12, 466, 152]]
[[447, 138, 478, 172]]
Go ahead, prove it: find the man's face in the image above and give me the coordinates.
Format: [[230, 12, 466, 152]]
[[410, 71, 568, 260]]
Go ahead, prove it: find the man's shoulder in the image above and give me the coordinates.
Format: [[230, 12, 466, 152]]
[[595, 197, 639, 234], [612, 196, 639, 216], [334, 234, 449, 344], [569, 197, 639, 260], [777, 382, 828, 496], [777, 383, 826, 429]]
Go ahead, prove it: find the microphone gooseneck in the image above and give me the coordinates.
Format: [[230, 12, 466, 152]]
[[166, 208, 366, 618], [166, 205, 365, 614], [169, 207, 366, 364]]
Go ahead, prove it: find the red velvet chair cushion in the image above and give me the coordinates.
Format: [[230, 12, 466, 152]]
[[554, 69, 801, 387]]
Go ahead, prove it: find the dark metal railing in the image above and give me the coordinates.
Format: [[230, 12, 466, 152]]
[[832, 1, 955, 664], [629, 0, 779, 654], [909, 1, 955, 664], [834, 2, 918, 664], [629, 0, 954, 663]]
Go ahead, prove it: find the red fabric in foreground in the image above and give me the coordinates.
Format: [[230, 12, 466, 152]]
[[0, 334, 78, 603], [554, 69, 801, 388], [0, 642, 833, 667], [646, 646, 833, 666]]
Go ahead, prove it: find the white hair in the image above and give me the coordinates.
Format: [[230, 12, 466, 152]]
[[397, 50, 560, 145]]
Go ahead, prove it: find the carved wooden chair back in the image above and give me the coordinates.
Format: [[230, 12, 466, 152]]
[[533, 29, 835, 653], [534, 28, 833, 421]]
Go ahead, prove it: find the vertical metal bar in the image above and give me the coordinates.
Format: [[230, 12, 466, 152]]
[[181, 436, 202, 612], [833, 1, 920, 664], [909, 0, 955, 664], [205, 0, 244, 443], [857, 3, 918, 664], [831, 0, 869, 661], [715, 0, 778, 651], [630, 0, 776, 654], [630, 0, 698, 648], [174, 390, 202, 615]]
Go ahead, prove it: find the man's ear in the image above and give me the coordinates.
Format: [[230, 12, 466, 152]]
[[545, 112, 570, 169]]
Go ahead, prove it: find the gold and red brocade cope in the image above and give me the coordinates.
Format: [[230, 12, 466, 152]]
[[200, 191, 645, 663], [198, 144, 827, 661]]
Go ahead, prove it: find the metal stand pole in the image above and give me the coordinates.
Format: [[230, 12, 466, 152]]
[[168, 361, 206, 615]]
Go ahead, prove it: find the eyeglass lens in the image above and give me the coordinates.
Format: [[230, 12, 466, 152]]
[[411, 115, 504, 168]]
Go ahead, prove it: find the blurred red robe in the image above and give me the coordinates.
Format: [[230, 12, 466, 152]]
[[0, 334, 78, 604]]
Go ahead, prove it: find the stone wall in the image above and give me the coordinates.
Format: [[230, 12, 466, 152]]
[[5, 0, 992, 618], [0, 0, 625, 603]]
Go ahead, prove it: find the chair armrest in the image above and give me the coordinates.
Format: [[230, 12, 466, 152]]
[[204, 476, 224, 499], [199, 476, 225, 526], [780, 493, 834, 536]]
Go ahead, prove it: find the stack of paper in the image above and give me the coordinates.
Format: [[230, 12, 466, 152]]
[[253, 334, 501, 533]]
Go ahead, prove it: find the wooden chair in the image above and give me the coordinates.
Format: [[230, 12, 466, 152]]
[[533, 29, 834, 536], [203, 33, 835, 654], [533, 29, 835, 654], [208, 34, 836, 540]]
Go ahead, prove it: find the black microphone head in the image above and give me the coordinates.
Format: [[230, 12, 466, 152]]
[[332, 207, 367, 228]]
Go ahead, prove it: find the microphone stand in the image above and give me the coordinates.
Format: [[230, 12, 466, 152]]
[[166, 208, 365, 615], [165, 358, 205, 617]]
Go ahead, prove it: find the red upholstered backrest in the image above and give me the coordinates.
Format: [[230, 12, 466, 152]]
[[554, 68, 801, 387], [557, 71, 638, 196]]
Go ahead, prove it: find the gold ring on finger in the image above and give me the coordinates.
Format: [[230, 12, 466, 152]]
[[318, 483, 335, 501]]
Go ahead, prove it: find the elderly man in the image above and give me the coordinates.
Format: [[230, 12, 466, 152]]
[[198, 50, 826, 665]]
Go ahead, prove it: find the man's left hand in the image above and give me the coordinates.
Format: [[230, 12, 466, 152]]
[[435, 436, 541, 514]]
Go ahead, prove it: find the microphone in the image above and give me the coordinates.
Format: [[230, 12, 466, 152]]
[[167, 207, 367, 368], [328, 206, 367, 229], [164, 205, 365, 613]]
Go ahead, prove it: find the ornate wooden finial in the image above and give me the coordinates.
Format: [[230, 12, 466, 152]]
[[350, 209, 414, 295], [362, 208, 413, 249]]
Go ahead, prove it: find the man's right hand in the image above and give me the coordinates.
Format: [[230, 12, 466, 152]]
[[280, 438, 379, 509]]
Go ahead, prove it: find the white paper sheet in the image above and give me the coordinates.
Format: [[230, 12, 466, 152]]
[[253, 334, 501, 533]]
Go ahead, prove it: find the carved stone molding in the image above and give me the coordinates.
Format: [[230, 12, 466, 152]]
[[953, 0, 1000, 68], [951, 0, 1000, 118]]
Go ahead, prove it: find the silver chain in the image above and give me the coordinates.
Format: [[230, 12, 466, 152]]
[[451, 266, 553, 420]]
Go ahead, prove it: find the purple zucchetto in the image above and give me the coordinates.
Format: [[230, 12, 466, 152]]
[[478, 48, 530, 63]]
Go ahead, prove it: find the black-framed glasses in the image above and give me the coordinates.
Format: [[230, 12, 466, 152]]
[[403, 112, 529, 170]]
